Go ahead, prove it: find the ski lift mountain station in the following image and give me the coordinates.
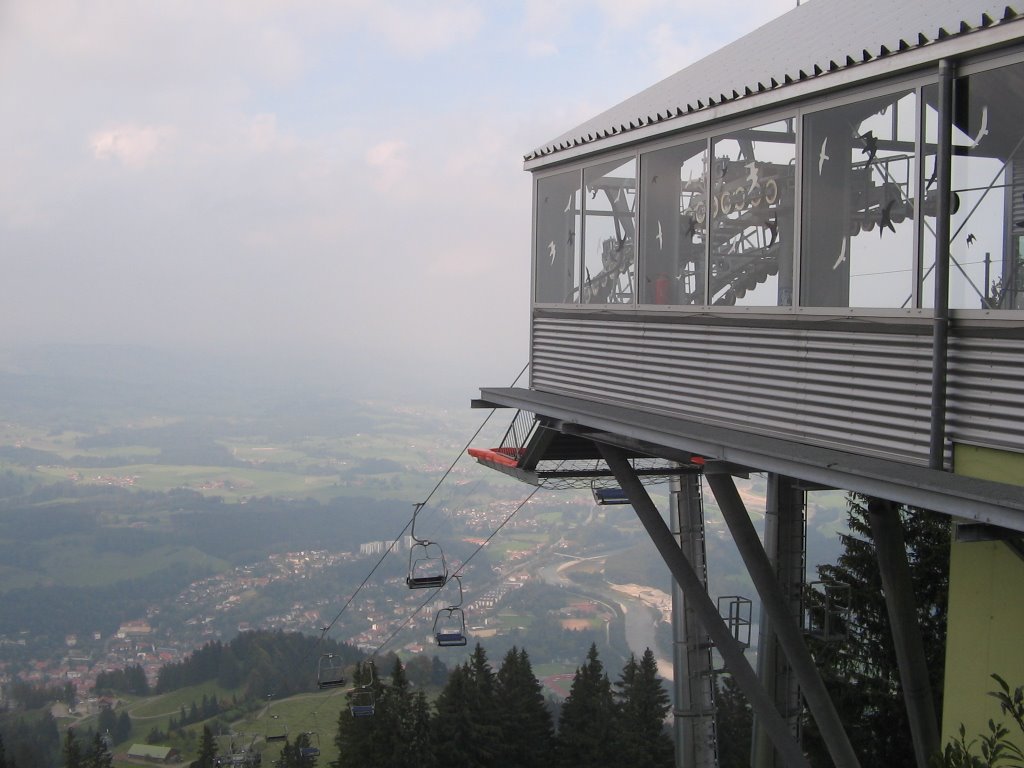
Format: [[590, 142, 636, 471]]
[[466, 1, 1024, 767]]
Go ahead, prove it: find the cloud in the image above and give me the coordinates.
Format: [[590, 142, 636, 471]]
[[361, 1, 484, 57], [1, 0, 803, 395], [526, 39, 559, 58], [89, 124, 173, 169], [245, 114, 294, 154], [645, 22, 708, 79], [364, 139, 410, 194]]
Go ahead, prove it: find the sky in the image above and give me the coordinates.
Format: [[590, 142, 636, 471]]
[[0, 0, 797, 400]]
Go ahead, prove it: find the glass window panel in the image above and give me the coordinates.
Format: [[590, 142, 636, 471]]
[[943, 63, 1024, 310], [639, 140, 707, 304], [534, 170, 581, 303], [580, 158, 637, 304], [801, 91, 917, 307], [710, 119, 795, 306]]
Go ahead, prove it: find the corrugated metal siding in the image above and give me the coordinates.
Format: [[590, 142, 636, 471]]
[[947, 336, 1024, 452], [531, 315, 941, 463]]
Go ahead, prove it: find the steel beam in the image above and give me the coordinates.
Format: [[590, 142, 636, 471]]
[[929, 59, 954, 471], [752, 475, 805, 768], [867, 499, 940, 768], [475, 387, 1024, 531], [670, 473, 718, 768], [597, 444, 812, 768], [703, 471, 861, 768]]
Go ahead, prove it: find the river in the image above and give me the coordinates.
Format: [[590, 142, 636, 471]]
[[536, 555, 675, 682]]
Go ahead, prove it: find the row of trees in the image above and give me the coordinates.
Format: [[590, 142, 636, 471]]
[[59, 730, 112, 768], [0, 715, 59, 768], [708, 496, 951, 768], [93, 664, 149, 696], [332, 643, 672, 768], [155, 631, 362, 699]]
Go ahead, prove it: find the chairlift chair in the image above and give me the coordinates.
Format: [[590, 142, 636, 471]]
[[407, 540, 448, 589], [265, 714, 287, 743], [262, 696, 288, 744], [592, 483, 630, 506], [316, 653, 347, 689], [350, 688, 375, 718], [349, 663, 376, 718], [406, 503, 449, 589], [298, 732, 321, 758], [433, 575, 468, 647]]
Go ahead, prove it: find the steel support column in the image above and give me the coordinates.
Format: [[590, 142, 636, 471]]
[[597, 444, 812, 768], [867, 499, 939, 768], [752, 475, 806, 768], [670, 473, 718, 768], [929, 58, 955, 470], [703, 471, 861, 768]]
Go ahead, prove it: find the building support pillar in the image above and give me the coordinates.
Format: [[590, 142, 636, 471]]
[[929, 58, 955, 470], [702, 470, 861, 768], [867, 499, 939, 768], [670, 473, 718, 768], [597, 443, 812, 768], [751, 475, 806, 768]]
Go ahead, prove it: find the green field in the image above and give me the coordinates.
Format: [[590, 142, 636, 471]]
[[33, 463, 345, 501], [102, 684, 351, 766], [125, 683, 238, 721]]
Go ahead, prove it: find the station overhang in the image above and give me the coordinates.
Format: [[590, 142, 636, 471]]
[[474, 386, 1024, 533]]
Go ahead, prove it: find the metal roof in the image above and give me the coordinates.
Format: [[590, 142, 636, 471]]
[[525, 0, 1024, 166]]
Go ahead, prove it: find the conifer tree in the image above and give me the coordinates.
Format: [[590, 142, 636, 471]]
[[431, 664, 474, 768], [62, 729, 82, 768], [495, 646, 554, 768], [379, 658, 433, 768], [114, 711, 132, 744], [279, 733, 318, 768], [407, 691, 435, 768], [614, 648, 673, 768], [431, 645, 499, 768], [465, 644, 501, 751], [712, 673, 751, 768], [803, 495, 949, 767], [82, 733, 113, 768], [293, 732, 318, 767], [556, 643, 620, 768], [193, 725, 217, 768], [333, 661, 389, 768]]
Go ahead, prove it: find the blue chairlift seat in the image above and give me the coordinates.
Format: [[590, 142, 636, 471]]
[[350, 689, 375, 718], [349, 666, 376, 718], [299, 731, 321, 757], [593, 487, 631, 505], [436, 630, 468, 647], [434, 606, 468, 647]]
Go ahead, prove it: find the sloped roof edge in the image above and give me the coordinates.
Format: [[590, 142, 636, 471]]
[[525, 0, 1024, 167]]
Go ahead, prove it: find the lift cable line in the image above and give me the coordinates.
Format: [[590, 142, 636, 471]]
[[316, 360, 529, 641], [372, 483, 544, 658], [253, 363, 530, 738]]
